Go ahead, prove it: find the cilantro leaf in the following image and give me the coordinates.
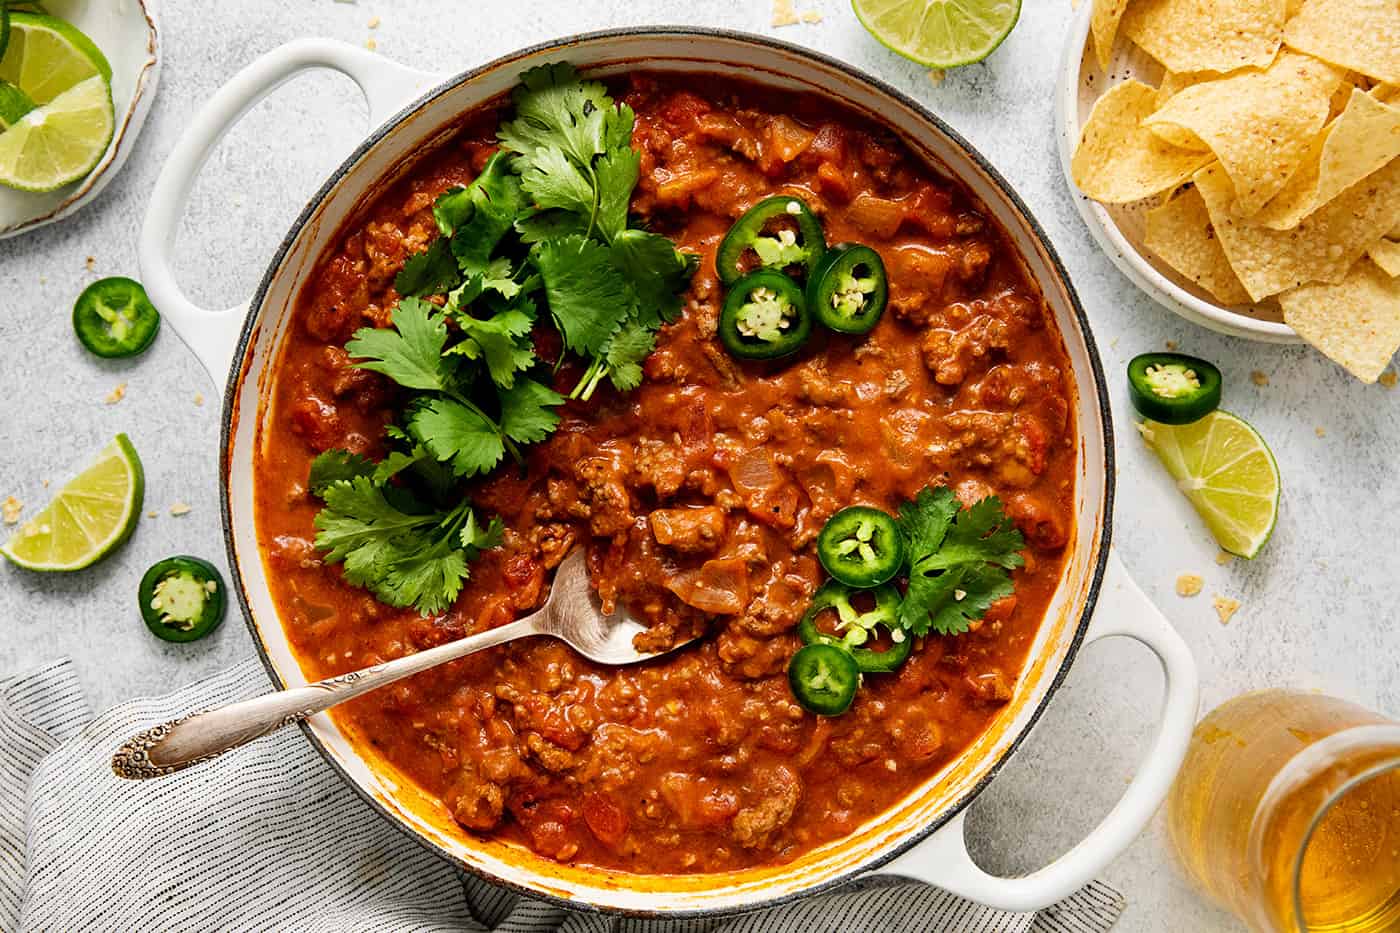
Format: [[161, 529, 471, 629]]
[[609, 229, 696, 326], [449, 256, 523, 308], [498, 63, 614, 170], [602, 318, 656, 393], [433, 185, 474, 237], [928, 564, 1016, 636], [499, 378, 564, 444], [314, 477, 498, 616], [450, 305, 537, 389], [308, 450, 375, 496], [407, 397, 506, 478], [919, 496, 1026, 572], [314, 476, 438, 564], [532, 234, 635, 355], [449, 152, 526, 274], [594, 141, 639, 243], [895, 487, 1025, 636], [347, 298, 453, 392], [465, 511, 505, 551], [896, 486, 961, 560], [371, 448, 427, 485], [519, 144, 596, 219], [515, 208, 588, 244], [394, 239, 462, 298]]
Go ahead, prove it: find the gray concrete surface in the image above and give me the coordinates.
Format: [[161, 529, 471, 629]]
[[2, 1, 1397, 929]]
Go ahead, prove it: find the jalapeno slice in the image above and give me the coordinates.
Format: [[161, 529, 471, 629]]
[[798, 580, 912, 674], [716, 195, 827, 286], [719, 269, 812, 360], [788, 643, 860, 716], [817, 505, 904, 587], [807, 243, 888, 335], [72, 277, 160, 359], [1127, 353, 1222, 425], [139, 556, 227, 643]]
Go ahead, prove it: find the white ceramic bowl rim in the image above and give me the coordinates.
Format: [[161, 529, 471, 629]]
[[1053, 1, 1301, 343], [216, 27, 1116, 916]]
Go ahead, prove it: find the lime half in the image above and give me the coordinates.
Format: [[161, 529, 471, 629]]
[[1138, 411, 1281, 559], [852, 0, 1022, 68], [0, 73, 113, 191], [0, 12, 111, 105], [2, 434, 144, 571]]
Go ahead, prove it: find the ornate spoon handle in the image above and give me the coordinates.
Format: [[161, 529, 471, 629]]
[[112, 617, 539, 779]]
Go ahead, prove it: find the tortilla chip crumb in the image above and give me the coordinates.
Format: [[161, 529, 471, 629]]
[[1175, 573, 1204, 597], [40, 479, 48, 488], [84, 256, 95, 270], [194, 393, 205, 407], [1315, 426, 1326, 437], [2, 496, 22, 524], [1250, 370, 1269, 386], [1165, 340, 1179, 350], [169, 502, 192, 517], [800, 9, 822, 22], [367, 15, 380, 28], [1213, 595, 1241, 625], [365, 37, 377, 50], [928, 69, 946, 85], [1215, 550, 1235, 566], [1381, 370, 1397, 388], [104, 383, 126, 405], [771, 0, 800, 26], [146, 510, 158, 519]]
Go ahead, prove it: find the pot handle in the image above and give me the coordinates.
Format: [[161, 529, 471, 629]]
[[882, 551, 1198, 912], [138, 39, 440, 384]]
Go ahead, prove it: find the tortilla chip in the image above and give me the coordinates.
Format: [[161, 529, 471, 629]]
[[1122, 0, 1285, 73], [1144, 52, 1344, 215], [1278, 259, 1400, 382], [1145, 187, 1253, 304], [1193, 159, 1400, 301], [1072, 80, 1215, 203], [1370, 239, 1400, 277], [1252, 89, 1400, 230], [1153, 73, 1217, 149], [1157, 71, 1213, 107], [1283, 0, 1400, 86], [1091, 0, 1129, 71]]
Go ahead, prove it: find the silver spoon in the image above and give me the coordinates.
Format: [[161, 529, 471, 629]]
[[111, 550, 692, 779]]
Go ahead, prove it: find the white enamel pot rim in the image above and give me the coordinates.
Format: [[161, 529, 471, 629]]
[[137, 28, 1199, 918]]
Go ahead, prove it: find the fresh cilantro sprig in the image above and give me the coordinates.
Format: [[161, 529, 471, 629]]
[[311, 471, 502, 616], [308, 62, 695, 615], [346, 297, 562, 475], [894, 486, 1025, 636], [498, 63, 696, 400]]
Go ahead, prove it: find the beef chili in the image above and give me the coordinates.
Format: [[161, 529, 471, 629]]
[[254, 73, 1077, 874]]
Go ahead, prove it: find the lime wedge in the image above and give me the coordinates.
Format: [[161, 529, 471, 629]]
[[2, 434, 144, 572], [0, 78, 34, 128], [0, 73, 113, 191], [0, 12, 110, 105], [1138, 411, 1281, 559], [852, 0, 1022, 68]]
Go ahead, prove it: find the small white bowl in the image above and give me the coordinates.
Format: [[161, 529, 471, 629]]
[[0, 0, 161, 239], [1053, 0, 1301, 344]]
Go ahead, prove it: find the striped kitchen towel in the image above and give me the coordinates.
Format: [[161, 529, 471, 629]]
[[0, 659, 1125, 932]]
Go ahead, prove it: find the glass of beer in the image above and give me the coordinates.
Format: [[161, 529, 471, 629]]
[[1167, 690, 1400, 932]]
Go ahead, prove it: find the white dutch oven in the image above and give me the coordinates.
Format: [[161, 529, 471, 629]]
[[138, 30, 1198, 917]]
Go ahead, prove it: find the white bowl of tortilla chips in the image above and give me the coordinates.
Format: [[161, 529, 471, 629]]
[[1056, 0, 1400, 383]]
